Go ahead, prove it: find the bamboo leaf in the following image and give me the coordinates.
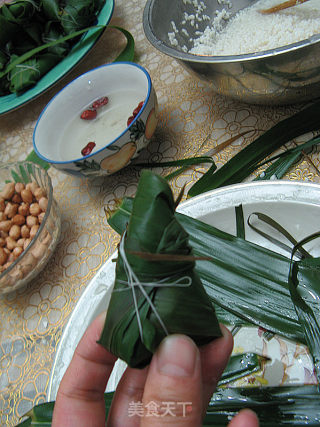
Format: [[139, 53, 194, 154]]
[[218, 353, 269, 386], [99, 171, 222, 368], [205, 385, 320, 426], [111, 26, 135, 62], [188, 102, 320, 197], [289, 233, 320, 382], [247, 212, 311, 259], [107, 196, 305, 342], [16, 385, 320, 426], [254, 150, 302, 181], [255, 135, 320, 181], [134, 156, 215, 169], [235, 205, 245, 239]]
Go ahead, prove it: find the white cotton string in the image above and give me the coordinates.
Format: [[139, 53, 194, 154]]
[[117, 275, 192, 289], [118, 231, 191, 342]]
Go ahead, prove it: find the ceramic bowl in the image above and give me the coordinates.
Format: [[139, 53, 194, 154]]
[[33, 62, 159, 178], [143, 0, 320, 105], [0, 162, 61, 294]]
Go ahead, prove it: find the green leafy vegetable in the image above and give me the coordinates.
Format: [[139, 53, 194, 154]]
[[0, 0, 105, 94]]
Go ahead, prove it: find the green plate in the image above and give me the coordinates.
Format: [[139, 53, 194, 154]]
[[0, 0, 114, 116]]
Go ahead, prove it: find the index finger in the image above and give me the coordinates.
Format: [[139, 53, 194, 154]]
[[52, 312, 117, 427]]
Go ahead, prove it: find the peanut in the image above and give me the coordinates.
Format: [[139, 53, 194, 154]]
[[0, 181, 51, 275], [12, 214, 25, 226], [9, 224, 20, 241], [6, 236, 16, 251], [0, 179, 52, 276], [21, 225, 30, 239], [30, 224, 39, 239], [38, 212, 45, 224], [12, 193, 22, 204], [38, 197, 48, 212], [29, 203, 41, 216], [0, 247, 8, 266], [4, 202, 18, 219], [34, 187, 46, 201], [16, 238, 25, 248], [26, 182, 39, 195], [0, 220, 12, 233], [0, 197, 5, 212], [26, 215, 38, 228], [13, 246, 23, 258], [23, 238, 31, 251], [21, 189, 33, 204], [15, 183, 25, 194], [18, 203, 29, 217], [0, 183, 15, 200]]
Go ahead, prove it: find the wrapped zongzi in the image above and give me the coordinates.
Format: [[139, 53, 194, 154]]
[[98, 170, 222, 368]]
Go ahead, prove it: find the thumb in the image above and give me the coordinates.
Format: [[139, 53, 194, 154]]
[[141, 335, 203, 426]]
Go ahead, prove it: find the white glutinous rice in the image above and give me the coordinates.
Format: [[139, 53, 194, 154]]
[[189, 0, 320, 56]]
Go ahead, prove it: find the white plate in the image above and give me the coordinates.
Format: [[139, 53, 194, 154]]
[[48, 180, 320, 401]]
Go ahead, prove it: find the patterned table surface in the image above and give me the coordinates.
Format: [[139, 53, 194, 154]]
[[1, 0, 320, 425]]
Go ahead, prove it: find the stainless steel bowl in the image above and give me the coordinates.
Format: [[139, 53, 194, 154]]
[[143, 0, 320, 105]]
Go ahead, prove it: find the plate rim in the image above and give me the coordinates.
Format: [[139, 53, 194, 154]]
[[0, 0, 115, 115], [47, 180, 320, 401]]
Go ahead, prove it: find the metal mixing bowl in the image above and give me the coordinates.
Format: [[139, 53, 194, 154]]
[[143, 0, 320, 105]]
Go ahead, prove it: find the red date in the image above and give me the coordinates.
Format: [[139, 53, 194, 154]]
[[81, 141, 96, 156], [127, 101, 144, 127], [81, 109, 97, 120], [92, 96, 109, 110]]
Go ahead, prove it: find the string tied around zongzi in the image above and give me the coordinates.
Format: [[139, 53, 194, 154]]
[[118, 230, 194, 342]]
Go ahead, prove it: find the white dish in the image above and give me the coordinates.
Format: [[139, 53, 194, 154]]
[[48, 180, 320, 401]]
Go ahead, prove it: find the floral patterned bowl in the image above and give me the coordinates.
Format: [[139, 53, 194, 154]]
[[33, 62, 158, 178]]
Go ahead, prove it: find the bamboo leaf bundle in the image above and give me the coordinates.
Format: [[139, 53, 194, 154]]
[[98, 170, 222, 368], [107, 195, 306, 343]]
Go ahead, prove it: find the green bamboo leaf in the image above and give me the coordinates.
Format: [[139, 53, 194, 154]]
[[254, 150, 302, 181], [255, 135, 320, 181], [204, 385, 320, 426], [25, 151, 50, 170], [188, 101, 320, 197], [111, 26, 135, 62], [235, 205, 245, 239], [134, 156, 215, 169], [16, 385, 320, 426], [247, 212, 311, 259], [99, 170, 222, 368], [289, 233, 320, 382], [218, 353, 269, 386], [107, 196, 305, 342]]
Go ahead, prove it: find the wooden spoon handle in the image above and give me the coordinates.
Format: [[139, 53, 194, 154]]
[[260, 0, 310, 14]]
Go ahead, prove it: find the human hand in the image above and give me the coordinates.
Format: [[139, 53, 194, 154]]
[[52, 313, 259, 427]]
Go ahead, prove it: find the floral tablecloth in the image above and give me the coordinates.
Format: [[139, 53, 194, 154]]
[[0, 0, 320, 425]]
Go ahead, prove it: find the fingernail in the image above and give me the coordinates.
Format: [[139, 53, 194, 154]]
[[156, 335, 197, 377]]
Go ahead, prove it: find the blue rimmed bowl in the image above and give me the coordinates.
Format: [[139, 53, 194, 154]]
[[33, 62, 158, 178]]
